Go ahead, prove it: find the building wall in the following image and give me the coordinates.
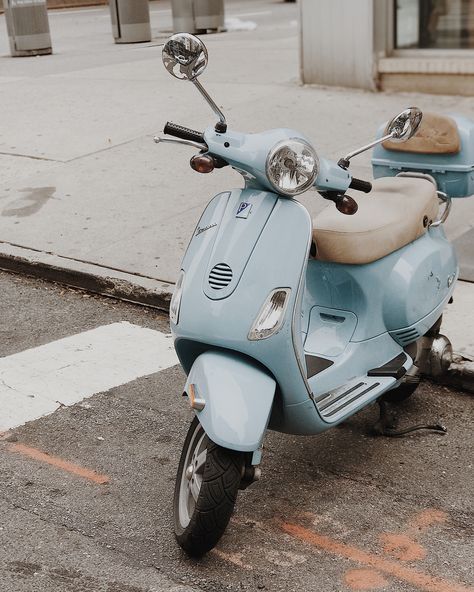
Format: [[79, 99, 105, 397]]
[[300, 0, 474, 96]]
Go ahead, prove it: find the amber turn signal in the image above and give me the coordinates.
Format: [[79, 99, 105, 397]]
[[336, 194, 358, 215], [187, 383, 206, 411], [190, 154, 215, 174]]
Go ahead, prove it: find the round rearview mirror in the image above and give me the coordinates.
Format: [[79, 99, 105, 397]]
[[162, 33, 208, 81], [387, 107, 423, 142]]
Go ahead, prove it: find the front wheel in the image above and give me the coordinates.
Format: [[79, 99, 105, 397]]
[[173, 417, 244, 556]]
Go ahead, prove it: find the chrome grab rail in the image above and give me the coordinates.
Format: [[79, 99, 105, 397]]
[[395, 172, 452, 227], [431, 191, 452, 227]]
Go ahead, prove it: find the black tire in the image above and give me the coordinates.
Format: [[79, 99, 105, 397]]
[[383, 381, 419, 404], [173, 417, 244, 557]]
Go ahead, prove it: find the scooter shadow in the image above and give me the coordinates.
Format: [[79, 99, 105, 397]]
[[248, 382, 449, 499]]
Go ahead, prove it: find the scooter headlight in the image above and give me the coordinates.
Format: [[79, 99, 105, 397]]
[[248, 289, 291, 341], [170, 270, 185, 325], [266, 139, 319, 197]]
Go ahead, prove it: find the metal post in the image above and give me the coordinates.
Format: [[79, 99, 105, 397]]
[[109, 0, 151, 44], [171, 0, 197, 34], [194, 0, 224, 33], [3, 0, 52, 57]]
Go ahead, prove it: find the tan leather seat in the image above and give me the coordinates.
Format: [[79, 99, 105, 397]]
[[312, 177, 439, 265]]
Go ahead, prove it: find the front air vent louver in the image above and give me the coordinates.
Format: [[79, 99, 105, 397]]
[[392, 327, 421, 345], [208, 263, 233, 290]]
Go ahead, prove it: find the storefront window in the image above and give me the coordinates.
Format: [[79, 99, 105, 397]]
[[395, 0, 474, 49]]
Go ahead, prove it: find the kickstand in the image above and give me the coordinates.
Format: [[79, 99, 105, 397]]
[[372, 400, 447, 438]]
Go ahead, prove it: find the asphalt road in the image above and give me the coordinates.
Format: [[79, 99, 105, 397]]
[[0, 271, 473, 592]]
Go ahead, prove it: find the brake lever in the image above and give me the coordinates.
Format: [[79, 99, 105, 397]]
[[153, 136, 208, 151]]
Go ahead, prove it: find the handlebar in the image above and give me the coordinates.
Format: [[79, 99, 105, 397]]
[[349, 177, 372, 193], [164, 122, 205, 145]]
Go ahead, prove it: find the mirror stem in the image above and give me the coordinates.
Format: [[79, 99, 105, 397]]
[[192, 78, 227, 133], [339, 133, 394, 169]]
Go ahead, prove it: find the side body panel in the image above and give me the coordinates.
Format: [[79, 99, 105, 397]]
[[303, 226, 458, 343], [299, 225, 457, 419]]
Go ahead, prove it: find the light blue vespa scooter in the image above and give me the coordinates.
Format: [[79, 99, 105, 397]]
[[156, 34, 464, 556]]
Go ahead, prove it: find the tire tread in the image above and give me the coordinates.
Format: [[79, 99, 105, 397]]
[[174, 418, 244, 556]]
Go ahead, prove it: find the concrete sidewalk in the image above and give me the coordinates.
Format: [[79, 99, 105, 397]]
[[0, 0, 473, 353]]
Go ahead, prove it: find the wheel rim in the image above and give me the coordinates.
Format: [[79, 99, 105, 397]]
[[178, 421, 208, 529]]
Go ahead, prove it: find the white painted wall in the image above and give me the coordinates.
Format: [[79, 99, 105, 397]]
[[300, 0, 377, 90]]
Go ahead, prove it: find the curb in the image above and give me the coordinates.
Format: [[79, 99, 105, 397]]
[[0, 242, 173, 311], [47, 1, 107, 8], [443, 355, 474, 394]]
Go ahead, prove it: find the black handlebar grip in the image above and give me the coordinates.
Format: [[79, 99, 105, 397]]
[[349, 177, 373, 193], [164, 122, 205, 144]]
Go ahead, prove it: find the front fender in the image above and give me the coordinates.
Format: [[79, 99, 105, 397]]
[[184, 351, 276, 452]]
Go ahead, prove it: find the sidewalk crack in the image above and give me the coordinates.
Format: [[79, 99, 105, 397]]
[[0, 151, 61, 163], [0, 378, 15, 391], [0, 493, 203, 590]]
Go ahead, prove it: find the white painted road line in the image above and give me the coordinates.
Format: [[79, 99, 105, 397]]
[[0, 322, 178, 432]]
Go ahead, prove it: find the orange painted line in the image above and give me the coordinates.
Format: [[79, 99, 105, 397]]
[[409, 509, 448, 533], [344, 568, 389, 591], [380, 532, 427, 561], [7, 442, 109, 485], [212, 549, 253, 570], [280, 521, 474, 592]]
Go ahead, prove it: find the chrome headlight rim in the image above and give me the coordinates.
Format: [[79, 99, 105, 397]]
[[265, 138, 319, 197]]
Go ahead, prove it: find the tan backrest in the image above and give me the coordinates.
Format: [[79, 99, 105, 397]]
[[383, 112, 461, 155]]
